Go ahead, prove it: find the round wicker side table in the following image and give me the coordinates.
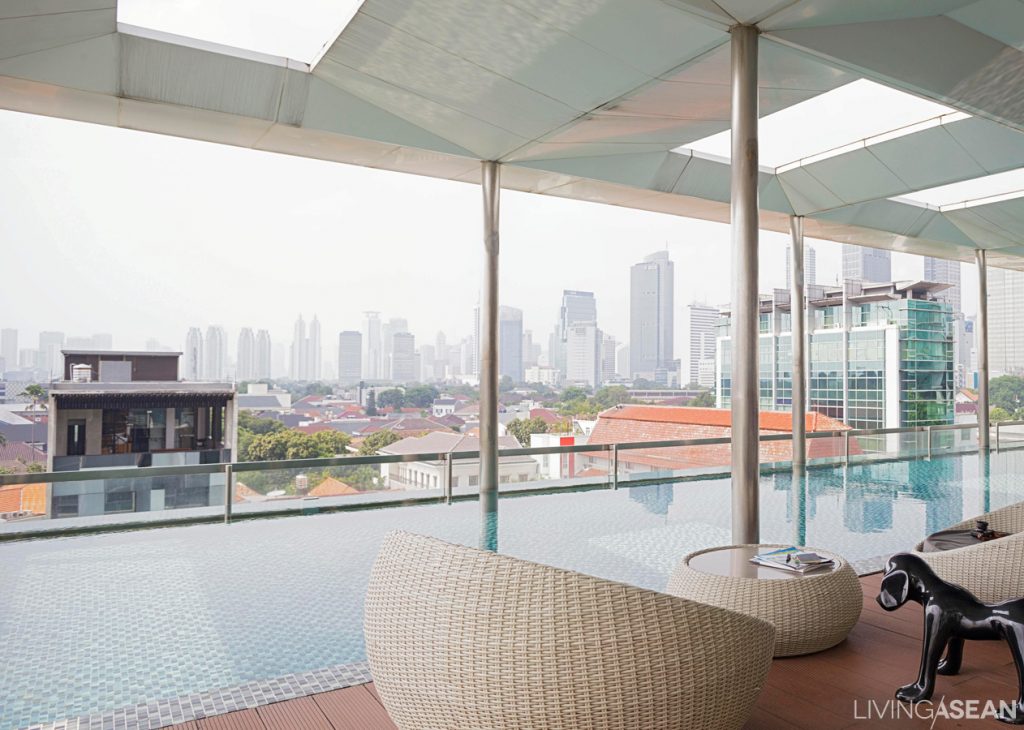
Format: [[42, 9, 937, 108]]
[[666, 544, 863, 657]]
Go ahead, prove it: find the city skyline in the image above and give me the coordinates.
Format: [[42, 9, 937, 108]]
[[0, 108, 978, 366]]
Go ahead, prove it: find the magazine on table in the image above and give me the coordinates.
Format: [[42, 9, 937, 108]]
[[750, 546, 834, 573]]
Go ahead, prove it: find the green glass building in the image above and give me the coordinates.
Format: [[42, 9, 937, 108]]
[[718, 280, 955, 429]]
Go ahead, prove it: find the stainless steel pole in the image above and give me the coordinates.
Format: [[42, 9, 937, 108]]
[[480, 160, 500, 551], [730, 24, 760, 544], [223, 463, 233, 524], [611, 444, 618, 490], [789, 216, 806, 475], [977, 249, 990, 451]]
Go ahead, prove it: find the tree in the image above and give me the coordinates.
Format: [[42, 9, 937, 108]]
[[238, 411, 285, 435], [404, 384, 439, 408], [499, 375, 515, 392], [990, 406, 1012, 424], [25, 461, 44, 473], [20, 384, 46, 409], [690, 390, 716, 407], [311, 430, 351, 455], [378, 388, 405, 410], [560, 386, 589, 402], [990, 376, 1024, 414], [506, 417, 548, 447], [366, 390, 378, 416], [593, 385, 631, 409], [359, 429, 401, 455]]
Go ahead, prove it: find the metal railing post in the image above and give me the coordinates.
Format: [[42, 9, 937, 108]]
[[444, 453, 453, 504], [611, 444, 618, 490], [996, 422, 1001, 452], [926, 426, 933, 459], [844, 431, 850, 466], [224, 463, 233, 524]]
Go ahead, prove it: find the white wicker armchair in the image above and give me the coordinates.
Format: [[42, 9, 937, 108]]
[[914, 501, 1024, 603], [364, 531, 776, 730]]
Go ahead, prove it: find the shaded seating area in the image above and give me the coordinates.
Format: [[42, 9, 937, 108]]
[[364, 532, 776, 730]]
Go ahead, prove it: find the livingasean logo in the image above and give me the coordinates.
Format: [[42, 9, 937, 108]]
[[854, 698, 1020, 725]]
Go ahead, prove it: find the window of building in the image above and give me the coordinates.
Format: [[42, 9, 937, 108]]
[[469, 475, 479, 487], [499, 475, 510, 484], [52, 494, 79, 518], [176, 407, 197, 450], [104, 490, 136, 514]]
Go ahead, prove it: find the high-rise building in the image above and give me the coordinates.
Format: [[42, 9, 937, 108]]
[[38, 331, 65, 378], [601, 334, 617, 381], [290, 315, 307, 380], [338, 330, 362, 383], [390, 332, 416, 383], [255, 329, 272, 380], [785, 244, 817, 289], [522, 330, 538, 368], [629, 251, 674, 380], [565, 322, 602, 388], [842, 244, 891, 283], [498, 306, 523, 383], [988, 267, 1024, 376], [686, 302, 719, 387], [382, 317, 408, 381], [924, 257, 962, 313], [559, 290, 597, 340], [363, 312, 382, 380], [717, 280, 954, 428], [419, 344, 436, 382], [237, 328, 256, 381], [204, 326, 228, 381], [308, 315, 322, 381], [184, 327, 203, 380], [616, 345, 630, 380], [1, 329, 17, 374]]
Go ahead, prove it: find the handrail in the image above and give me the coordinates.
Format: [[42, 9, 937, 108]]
[[0, 421, 996, 488]]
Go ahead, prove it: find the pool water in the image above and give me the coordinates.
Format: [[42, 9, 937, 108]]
[[1, 451, 1020, 729]]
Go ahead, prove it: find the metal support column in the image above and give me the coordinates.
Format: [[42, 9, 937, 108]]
[[223, 463, 233, 524], [977, 249, 990, 451], [730, 24, 760, 544], [789, 216, 806, 474], [479, 160, 500, 551]]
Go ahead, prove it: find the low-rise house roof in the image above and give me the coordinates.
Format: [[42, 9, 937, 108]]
[[308, 477, 359, 497]]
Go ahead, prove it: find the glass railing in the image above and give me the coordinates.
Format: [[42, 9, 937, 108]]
[[0, 420, 1012, 539]]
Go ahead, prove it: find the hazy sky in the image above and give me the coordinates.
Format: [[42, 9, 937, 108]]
[[0, 108, 975, 367]]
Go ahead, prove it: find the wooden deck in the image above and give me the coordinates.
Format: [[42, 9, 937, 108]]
[[174, 574, 1017, 729]]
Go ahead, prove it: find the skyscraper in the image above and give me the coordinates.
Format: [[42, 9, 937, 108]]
[[686, 302, 719, 386], [308, 315, 322, 381], [38, 331, 65, 378], [565, 322, 602, 388], [291, 315, 307, 380], [184, 327, 203, 380], [237, 328, 256, 381], [630, 251, 674, 380], [338, 330, 362, 383], [601, 334, 617, 380], [363, 311, 382, 380], [559, 290, 597, 340], [204, 326, 227, 380], [255, 329, 272, 379], [924, 257, 962, 313], [498, 306, 523, 383], [390, 332, 416, 383], [382, 317, 408, 381], [842, 244, 891, 282], [785, 244, 817, 288], [1, 329, 16, 374], [987, 267, 1024, 376]]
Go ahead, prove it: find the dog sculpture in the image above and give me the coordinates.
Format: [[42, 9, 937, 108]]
[[877, 553, 1024, 724]]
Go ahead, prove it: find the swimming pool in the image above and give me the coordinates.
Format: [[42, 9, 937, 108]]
[[1, 450, 1020, 729]]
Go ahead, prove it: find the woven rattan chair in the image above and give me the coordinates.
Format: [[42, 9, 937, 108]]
[[913, 501, 1024, 603], [364, 531, 776, 730]]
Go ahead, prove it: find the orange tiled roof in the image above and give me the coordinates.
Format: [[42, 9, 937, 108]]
[[308, 476, 359, 497], [599, 405, 848, 433], [234, 481, 261, 502]]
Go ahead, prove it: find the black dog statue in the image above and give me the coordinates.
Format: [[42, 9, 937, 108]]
[[877, 553, 1024, 724]]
